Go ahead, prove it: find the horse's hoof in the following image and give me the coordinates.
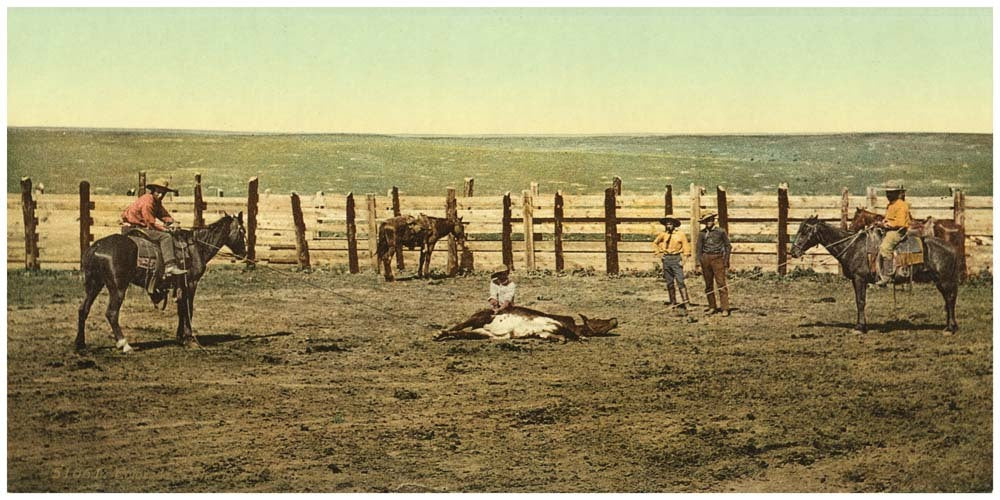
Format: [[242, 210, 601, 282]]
[[852, 329, 866, 335], [121, 343, 134, 354], [75, 342, 87, 352]]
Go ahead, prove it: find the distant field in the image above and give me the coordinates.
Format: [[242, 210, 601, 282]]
[[7, 128, 992, 197]]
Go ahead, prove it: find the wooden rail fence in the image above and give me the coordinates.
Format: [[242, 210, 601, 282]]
[[7, 175, 994, 277]]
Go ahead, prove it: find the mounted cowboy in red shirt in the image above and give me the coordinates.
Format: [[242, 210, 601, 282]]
[[120, 178, 187, 276]]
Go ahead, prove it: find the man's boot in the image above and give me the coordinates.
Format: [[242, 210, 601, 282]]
[[666, 286, 677, 306], [678, 287, 690, 316], [874, 255, 892, 286], [164, 261, 187, 276]]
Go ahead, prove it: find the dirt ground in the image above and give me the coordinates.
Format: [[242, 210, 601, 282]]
[[6, 267, 993, 492]]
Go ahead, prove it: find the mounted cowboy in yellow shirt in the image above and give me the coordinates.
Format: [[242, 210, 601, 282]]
[[875, 182, 914, 286]]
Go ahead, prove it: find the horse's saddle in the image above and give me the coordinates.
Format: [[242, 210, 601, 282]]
[[122, 227, 192, 307], [865, 228, 925, 276]]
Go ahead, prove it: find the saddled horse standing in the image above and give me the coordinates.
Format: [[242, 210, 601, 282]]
[[376, 214, 465, 281], [790, 216, 959, 334], [77, 213, 247, 352]]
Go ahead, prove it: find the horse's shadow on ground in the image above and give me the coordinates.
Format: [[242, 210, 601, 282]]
[[799, 319, 946, 333], [131, 331, 293, 351], [387, 271, 457, 282]]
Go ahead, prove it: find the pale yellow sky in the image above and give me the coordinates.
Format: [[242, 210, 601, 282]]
[[7, 8, 993, 134]]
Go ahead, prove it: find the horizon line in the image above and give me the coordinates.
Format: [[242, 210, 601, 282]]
[[7, 125, 993, 137]]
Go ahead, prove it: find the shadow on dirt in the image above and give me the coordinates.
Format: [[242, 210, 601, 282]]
[[389, 271, 453, 282], [798, 320, 947, 333], [131, 331, 293, 350]]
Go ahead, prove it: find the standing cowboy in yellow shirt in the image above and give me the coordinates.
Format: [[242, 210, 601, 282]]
[[875, 182, 914, 286], [652, 217, 692, 311]]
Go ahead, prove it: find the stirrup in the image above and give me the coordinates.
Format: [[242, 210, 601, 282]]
[[164, 265, 187, 276]]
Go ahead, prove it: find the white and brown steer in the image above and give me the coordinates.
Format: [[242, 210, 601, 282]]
[[433, 306, 618, 342]]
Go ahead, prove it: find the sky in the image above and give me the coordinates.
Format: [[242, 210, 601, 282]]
[[6, 7, 994, 134]]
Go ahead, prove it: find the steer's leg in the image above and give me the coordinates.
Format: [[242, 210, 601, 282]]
[[434, 330, 494, 341], [444, 309, 495, 332]]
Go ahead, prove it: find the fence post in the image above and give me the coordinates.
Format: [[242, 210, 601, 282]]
[[245, 177, 258, 269], [604, 187, 619, 275], [20, 177, 39, 270], [523, 190, 535, 271], [554, 190, 565, 272], [612, 176, 622, 196], [464, 178, 474, 197], [346, 193, 359, 274], [193, 173, 206, 228], [866, 186, 878, 210], [366, 194, 379, 273], [291, 192, 311, 270], [840, 187, 850, 230], [777, 183, 789, 276], [953, 188, 967, 279], [391, 186, 404, 270], [138, 171, 146, 198], [502, 192, 513, 271], [530, 182, 538, 198], [716, 186, 729, 233], [446, 187, 459, 276], [689, 183, 701, 261], [79, 181, 94, 268], [664, 184, 673, 216], [952, 188, 966, 227]]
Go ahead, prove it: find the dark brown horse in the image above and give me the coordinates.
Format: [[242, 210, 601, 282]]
[[790, 216, 959, 334], [77, 213, 247, 352], [376, 214, 466, 281]]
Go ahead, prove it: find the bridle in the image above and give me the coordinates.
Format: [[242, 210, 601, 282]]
[[792, 219, 863, 260], [192, 218, 248, 260], [791, 221, 819, 256]]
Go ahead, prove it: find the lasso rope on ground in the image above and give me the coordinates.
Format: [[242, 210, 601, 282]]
[[198, 235, 895, 326], [197, 238, 440, 332]]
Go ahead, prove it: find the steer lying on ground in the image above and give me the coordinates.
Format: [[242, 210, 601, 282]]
[[433, 306, 618, 342]]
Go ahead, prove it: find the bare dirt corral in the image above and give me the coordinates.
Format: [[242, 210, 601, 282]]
[[6, 268, 993, 492]]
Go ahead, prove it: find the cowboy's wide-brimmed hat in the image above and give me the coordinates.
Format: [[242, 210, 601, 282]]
[[490, 268, 510, 281], [880, 181, 905, 192], [699, 212, 718, 223], [146, 178, 179, 194], [658, 217, 681, 227]]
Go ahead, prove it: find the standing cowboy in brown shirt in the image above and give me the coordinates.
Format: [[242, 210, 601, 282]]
[[695, 212, 732, 316]]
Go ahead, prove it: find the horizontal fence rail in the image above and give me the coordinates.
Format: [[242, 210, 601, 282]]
[[7, 177, 993, 277]]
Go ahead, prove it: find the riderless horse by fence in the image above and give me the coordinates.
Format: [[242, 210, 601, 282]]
[[848, 206, 962, 243], [77, 213, 247, 352], [376, 214, 466, 281], [790, 216, 959, 334]]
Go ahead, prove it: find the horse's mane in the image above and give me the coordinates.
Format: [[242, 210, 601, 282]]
[[207, 214, 234, 228]]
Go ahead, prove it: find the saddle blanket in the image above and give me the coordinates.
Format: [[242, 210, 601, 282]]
[[894, 236, 924, 267], [865, 229, 925, 272]]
